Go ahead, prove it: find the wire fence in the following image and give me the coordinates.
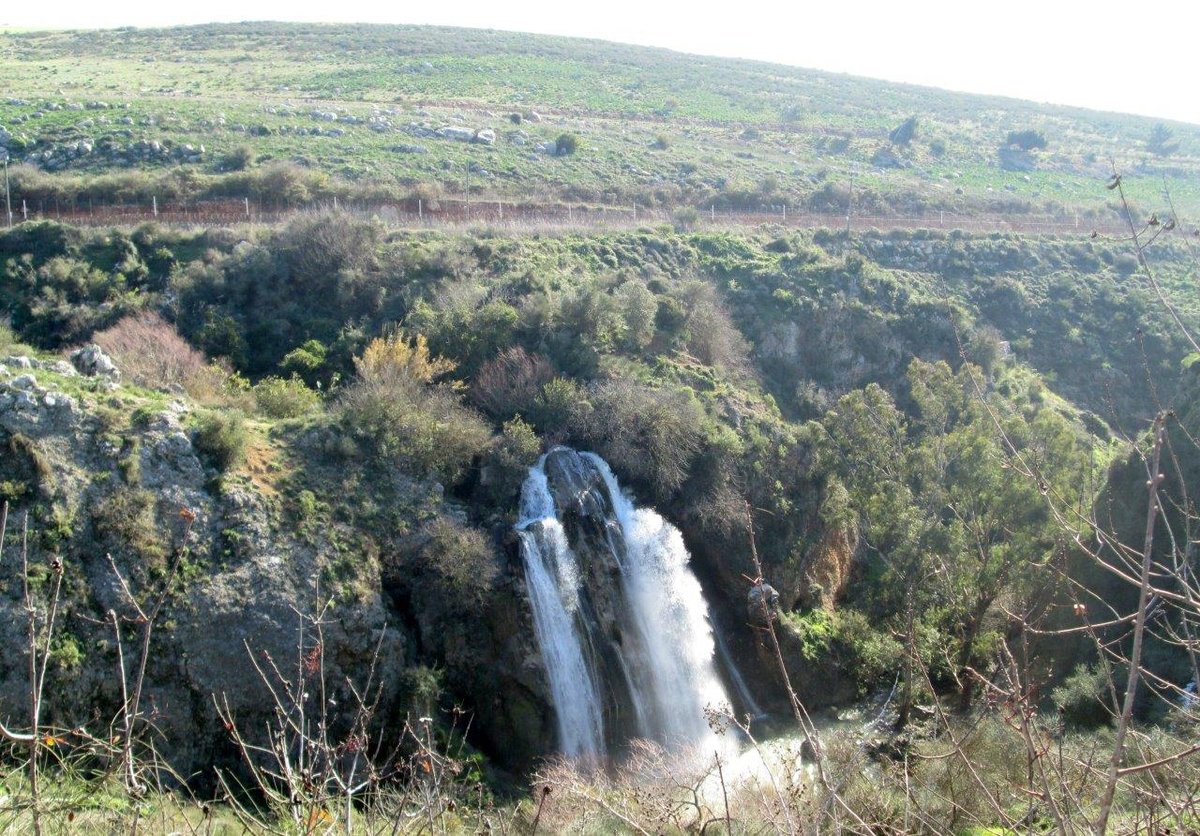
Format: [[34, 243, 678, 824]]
[[5, 196, 1135, 238]]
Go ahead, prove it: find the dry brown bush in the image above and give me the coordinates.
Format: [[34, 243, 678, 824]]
[[91, 311, 225, 399], [470, 346, 555, 419]]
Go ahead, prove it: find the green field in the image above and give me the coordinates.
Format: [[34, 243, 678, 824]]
[[1, 22, 1197, 218]]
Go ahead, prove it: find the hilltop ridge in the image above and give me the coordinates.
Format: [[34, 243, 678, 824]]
[[1, 22, 1197, 220]]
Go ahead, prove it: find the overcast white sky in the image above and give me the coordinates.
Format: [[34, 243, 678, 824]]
[[3, 0, 1196, 125]]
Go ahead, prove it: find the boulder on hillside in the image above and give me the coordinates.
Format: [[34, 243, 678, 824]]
[[70, 344, 120, 379], [438, 125, 476, 142]]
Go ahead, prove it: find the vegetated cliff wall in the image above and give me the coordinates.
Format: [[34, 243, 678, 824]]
[[0, 353, 555, 779], [3, 219, 1195, 778]]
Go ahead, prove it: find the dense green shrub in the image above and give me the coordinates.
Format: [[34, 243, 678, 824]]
[[834, 609, 904, 690], [221, 144, 256, 172], [252, 375, 321, 419], [529, 377, 583, 435], [171, 212, 389, 374], [1147, 123, 1179, 157], [1052, 664, 1113, 728], [614, 280, 658, 352], [3, 254, 146, 346], [280, 339, 330, 387], [782, 609, 836, 663], [418, 517, 499, 604], [411, 299, 520, 376], [480, 417, 542, 506], [1005, 129, 1047, 151], [339, 377, 490, 482], [888, 116, 918, 146], [572, 379, 705, 497], [192, 409, 249, 472], [671, 206, 699, 232], [339, 334, 490, 482], [555, 133, 580, 156]]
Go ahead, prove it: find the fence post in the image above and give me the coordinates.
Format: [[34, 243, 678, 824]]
[[22, 199, 28, 221], [498, 200, 503, 220], [244, 197, 250, 218], [418, 198, 423, 220], [152, 196, 158, 218]]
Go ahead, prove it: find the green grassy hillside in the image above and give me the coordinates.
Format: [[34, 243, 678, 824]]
[[1, 22, 1198, 218]]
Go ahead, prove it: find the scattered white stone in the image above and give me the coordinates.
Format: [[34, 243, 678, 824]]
[[70, 344, 120, 378], [438, 125, 476, 142]]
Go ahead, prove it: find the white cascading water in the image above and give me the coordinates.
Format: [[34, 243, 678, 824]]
[[712, 612, 766, 721], [516, 448, 732, 760], [515, 465, 606, 758], [583, 453, 732, 749]]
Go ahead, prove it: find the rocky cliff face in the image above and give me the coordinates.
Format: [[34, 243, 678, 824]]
[[0, 348, 865, 776], [0, 352, 553, 777]]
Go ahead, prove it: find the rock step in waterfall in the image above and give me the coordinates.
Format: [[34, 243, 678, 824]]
[[516, 447, 743, 760]]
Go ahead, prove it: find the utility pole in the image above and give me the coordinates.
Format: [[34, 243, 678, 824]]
[[3, 154, 11, 227]]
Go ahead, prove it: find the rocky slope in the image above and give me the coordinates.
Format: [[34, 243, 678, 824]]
[[0, 347, 556, 777]]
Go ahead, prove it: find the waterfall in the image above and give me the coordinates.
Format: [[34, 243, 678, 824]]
[[516, 466, 605, 758], [516, 447, 732, 760], [711, 613, 766, 722]]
